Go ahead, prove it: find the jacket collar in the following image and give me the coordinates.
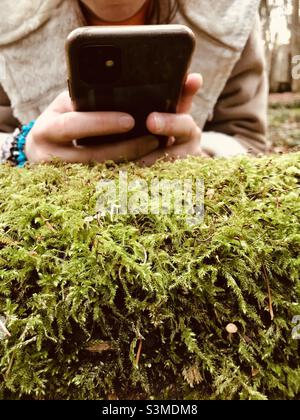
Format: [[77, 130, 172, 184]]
[[0, 0, 260, 48]]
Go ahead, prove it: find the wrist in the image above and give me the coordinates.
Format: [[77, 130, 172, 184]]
[[24, 130, 37, 163], [11, 121, 35, 168]]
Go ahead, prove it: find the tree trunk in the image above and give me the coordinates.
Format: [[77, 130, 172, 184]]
[[260, 0, 272, 75], [291, 0, 300, 92]]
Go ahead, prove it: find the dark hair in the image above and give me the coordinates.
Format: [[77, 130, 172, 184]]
[[146, 0, 179, 24]]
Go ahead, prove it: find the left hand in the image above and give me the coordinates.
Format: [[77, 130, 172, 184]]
[[138, 73, 205, 166]]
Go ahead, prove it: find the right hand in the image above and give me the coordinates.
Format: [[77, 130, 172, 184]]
[[25, 91, 159, 163]]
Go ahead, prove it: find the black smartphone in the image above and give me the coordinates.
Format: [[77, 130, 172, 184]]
[[66, 25, 196, 145]]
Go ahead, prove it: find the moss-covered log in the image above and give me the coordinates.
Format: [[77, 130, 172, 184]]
[[0, 153, 299, 400]]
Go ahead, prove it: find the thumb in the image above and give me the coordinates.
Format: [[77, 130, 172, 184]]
[[177, 73, 203, 114]]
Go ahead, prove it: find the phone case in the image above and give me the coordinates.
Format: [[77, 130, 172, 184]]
[[66, 25, 196, 145]]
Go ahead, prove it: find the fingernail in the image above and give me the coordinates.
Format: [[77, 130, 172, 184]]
[[153, 114, 165, 133], [167, 136, 176, 147], [119, 116, 134, 130]]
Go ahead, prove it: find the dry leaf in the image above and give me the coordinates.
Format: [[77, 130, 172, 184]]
[[183, 364, 203, 388], [251, 367, 260, 378], [0, 316, 11, 340], [206, 189, 215, 199], [108, 393, 119, 400], [85, 341, 111, 353]]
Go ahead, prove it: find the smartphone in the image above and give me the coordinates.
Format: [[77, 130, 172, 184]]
[[65, 25, 196, 145]]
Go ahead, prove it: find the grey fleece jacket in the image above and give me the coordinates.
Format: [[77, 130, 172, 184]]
[[0, 0, 270, 159]]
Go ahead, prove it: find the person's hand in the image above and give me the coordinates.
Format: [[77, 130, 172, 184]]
[[139, 73, 206, 166], [25, 92, 159, 163], [25, 73, 204, 165]]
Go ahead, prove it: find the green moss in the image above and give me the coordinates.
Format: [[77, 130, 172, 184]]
[[269, 107, 300, 149], [0, 153, 299, 400]]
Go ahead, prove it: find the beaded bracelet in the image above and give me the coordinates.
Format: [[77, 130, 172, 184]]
[[4, 121, 35, 167]]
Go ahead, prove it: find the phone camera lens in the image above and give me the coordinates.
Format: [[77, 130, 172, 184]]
[[79, 45, 121, 84], [105, 60, 115, 68]]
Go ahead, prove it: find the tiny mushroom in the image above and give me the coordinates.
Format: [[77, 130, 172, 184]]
[[226, 323, 238, 334]]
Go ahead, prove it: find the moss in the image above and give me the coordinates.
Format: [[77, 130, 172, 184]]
[[269, 107, 300, 149], [0, 153, 299, 400]]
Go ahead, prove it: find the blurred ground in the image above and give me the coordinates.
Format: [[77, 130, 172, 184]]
[[269, 92, 300, 153]]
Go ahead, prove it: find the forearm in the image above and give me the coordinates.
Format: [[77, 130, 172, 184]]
[[203, 17, 270, 156], [201, 131, 247, 157]]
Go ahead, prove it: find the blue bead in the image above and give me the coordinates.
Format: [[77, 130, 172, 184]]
[[15, 120, 35, 167]]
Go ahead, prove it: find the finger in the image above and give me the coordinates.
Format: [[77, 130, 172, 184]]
[[177, 73, 203, 114], [147, 112, 201, 143], [166, 136, 176, 147], [138, 137, 203, 167], [36, 111, 135, 144], [47, 91, 75, 113], [41, 135, 159, 164]]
